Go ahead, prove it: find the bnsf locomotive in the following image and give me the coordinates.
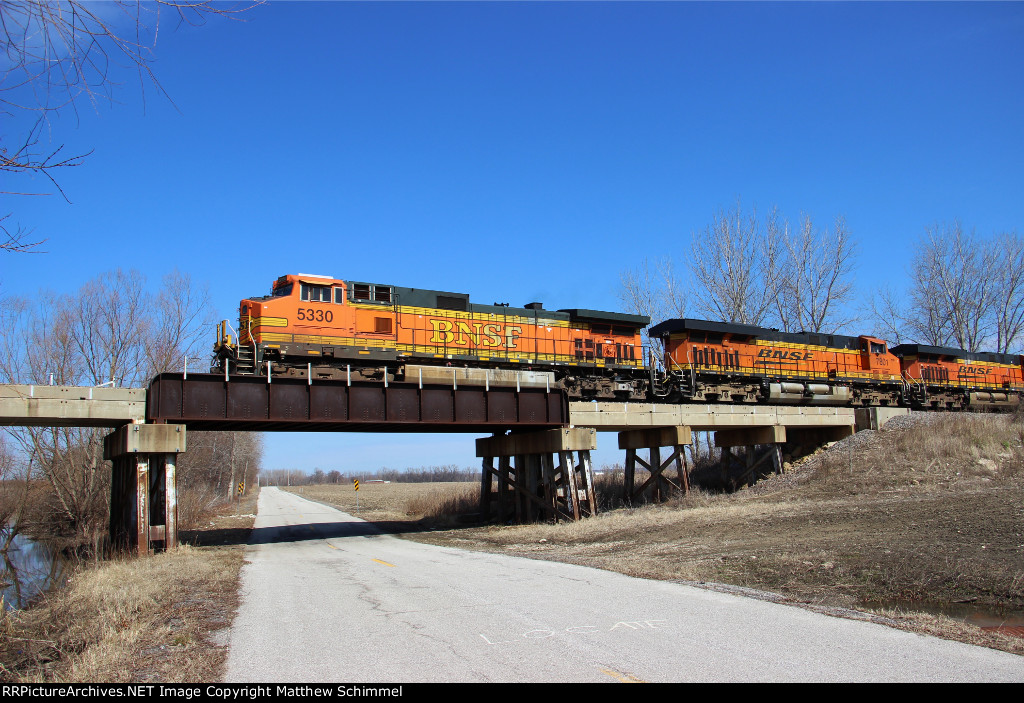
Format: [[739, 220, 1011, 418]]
[[213, 273, 651, 400], [213, 274, 1024, 410]]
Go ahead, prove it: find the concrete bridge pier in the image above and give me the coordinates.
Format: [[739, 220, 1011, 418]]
[[103, 424, 186, 553], [477, 428, 597, 524], [619, 426, 692, 504]]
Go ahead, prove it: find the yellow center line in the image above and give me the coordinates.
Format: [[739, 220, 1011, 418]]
[[325, 542, 337, 550], [598, 667, 646, 683], [372, 559, 396, 567]]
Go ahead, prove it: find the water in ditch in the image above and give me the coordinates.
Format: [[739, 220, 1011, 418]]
[[1, 530, 68, 611]]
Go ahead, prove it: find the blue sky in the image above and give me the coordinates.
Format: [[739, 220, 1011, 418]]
[[2, 1, 1023, 472]]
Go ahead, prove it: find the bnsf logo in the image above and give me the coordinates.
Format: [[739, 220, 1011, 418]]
[[757, 348, 815, 361], [958, 365, 991, 375]]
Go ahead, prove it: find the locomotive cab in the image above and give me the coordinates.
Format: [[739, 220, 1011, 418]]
[[215, 273, 357, 376], [857, 336, 895, 377]]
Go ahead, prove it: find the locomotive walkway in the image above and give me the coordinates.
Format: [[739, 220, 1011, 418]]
[[0, 375, 902, 552]]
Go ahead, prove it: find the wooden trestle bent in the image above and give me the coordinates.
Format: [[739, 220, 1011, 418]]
[[477, 428, 598, 524], [620, 426, 692, 504]]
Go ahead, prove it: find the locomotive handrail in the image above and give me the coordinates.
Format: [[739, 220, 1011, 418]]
[[224, 319, 240, 345], [901, 372, 921, 393], [683, 348, 696, 390], [247, 317, 257, 371]]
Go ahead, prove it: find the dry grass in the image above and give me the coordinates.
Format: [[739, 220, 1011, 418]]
[[0, 545, 243, 682], [403, 484, 478, 524], [802, 413, 1024, 494], [177, 484, 231, 531], [0, 492, 257, 682], [286, 481, 479, 526]]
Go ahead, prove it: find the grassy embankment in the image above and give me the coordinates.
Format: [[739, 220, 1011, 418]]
[[0, 492, 258, 682]]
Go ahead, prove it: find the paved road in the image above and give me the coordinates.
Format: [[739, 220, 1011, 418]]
[[225, 487, 1024, 683]]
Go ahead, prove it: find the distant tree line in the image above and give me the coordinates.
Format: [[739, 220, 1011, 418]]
[[620, 201, 1024, 354], [263, 465, 479, 486]]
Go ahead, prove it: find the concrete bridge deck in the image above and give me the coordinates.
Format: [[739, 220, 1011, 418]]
[[569, 401, 857, 432], [0, 384, 146, 427]]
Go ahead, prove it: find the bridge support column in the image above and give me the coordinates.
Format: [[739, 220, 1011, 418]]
[[715, 426, 786, 490], [618, 426, 692, 504], [104, 424, 186, 553], [478, 428, 597, 524]]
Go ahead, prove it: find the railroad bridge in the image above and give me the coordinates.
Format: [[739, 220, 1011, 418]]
[[0, 372, 904, 553]]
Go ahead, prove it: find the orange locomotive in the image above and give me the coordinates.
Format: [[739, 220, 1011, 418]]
[[890, 344, 1024, 409], [213, 273, 651, 400], [648, 318, 903, 406], [648, 318, 1024, 408], [214, 276, 1024, 409]]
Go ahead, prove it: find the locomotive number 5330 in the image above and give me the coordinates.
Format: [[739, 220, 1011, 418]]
[[297, 308, 333, 323]]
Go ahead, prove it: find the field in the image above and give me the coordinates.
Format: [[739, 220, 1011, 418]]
[[291, 412, 1024, 655], [289, 481, 479, 526]]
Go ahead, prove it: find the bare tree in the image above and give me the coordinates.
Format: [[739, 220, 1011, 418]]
[[177, 430, 262, 517], [910, 223, 993, 352], [0, 435, 34, 551], [989, 231, 1024, 354], [622, 201, 859, 336], [868, 286, 909, 347], [68, 269, 150, 387], [774, 214, 858, 334], [146, 270, 215, 377], [882, 225, 1024, 354], [0, 268, 213, 387], [688, 201, 783, 326], [618, 256, 686, 368], [618, 256, 683, 332], [0, 268, 228, 545], [1, 1, 257, 249]]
